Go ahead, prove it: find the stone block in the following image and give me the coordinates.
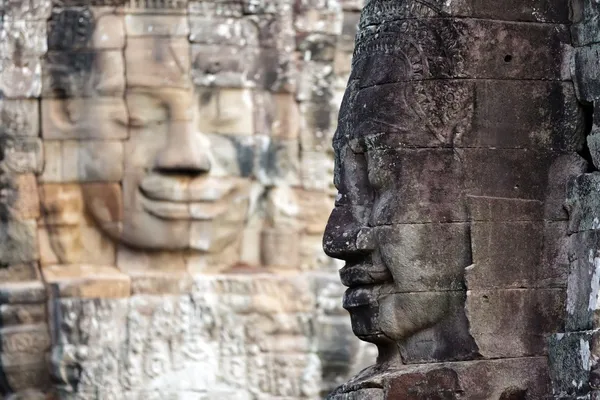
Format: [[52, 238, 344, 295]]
[[43, 265, 131, 298], [0, 219, 38, 264], [565, 230, 600, 331], [0, 56, 42, 98], [299, 101, 335, 152], [0, 324, 50, 357], [382, 357, 552, 399], [127, 88, 193, 124], [297, 61, 335, 103], [188, 0, 244, 16], [42, 50, 125, 97], [294, 189, 333, 235], [467, 219, 568, 289], [3, 0, 52, 20], [366, 149, 466, 225], [466, 288, 566, 358], [295, 0, 343, 35], [255, 137, 300, 186], [0, 99, 40, 137], [298, 33, 337, 62], [38, 224, 116, 266], [574, 45, 600, 103], [0, 303, 46, 327], [41, 97, 128, 140], [549, 329, 599, 397], [300, 150, 333, 192], [38, 183, 85, 225], [128, 270, 193, 295], [0, 19, 47, 56], [373, 223, 469, 292], [566, 173, 600, 233], [2, 137, 43, 174], [0, 263, 40, 283], [121, 0, 188, 14], [47, 6, 125, 50], [81, 182, 123, 224], [13, 174, 40, 220], [0, 281, 46, 304], [257, 47, 297, 92], [360, 0, 568, 23], [125, 37, 190, 88], [191, 44, 261, 88], [197, 87, 254, 136], [461, 149, 565, 204], [117, 246, 186, 272], [42, 140, 124, 182], [351, 19, 570, 85], [50, 297, 128, 346], [260, 227, 300, 268], [125, 14, 189, 36], [268, 92, 300, 139], [189, 16, 259, 46], [349, 80, 584, 152]]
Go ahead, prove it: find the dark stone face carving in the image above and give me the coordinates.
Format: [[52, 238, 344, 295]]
[[324, 0, 585, 368]]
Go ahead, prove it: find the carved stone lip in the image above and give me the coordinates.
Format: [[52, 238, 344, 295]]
[[140, 191, 247, 221], [343, 284, 382, 309], [339, 261, 393, 288], [139, 173, 240, 202], [138, 174, 249, 221]]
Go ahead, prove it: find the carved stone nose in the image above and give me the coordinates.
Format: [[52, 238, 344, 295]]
[[154, 123, 211, 174]]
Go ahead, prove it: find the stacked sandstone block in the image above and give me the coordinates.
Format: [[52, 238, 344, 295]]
[[549, 0, 600, 398], [0, 0, 373, 398]]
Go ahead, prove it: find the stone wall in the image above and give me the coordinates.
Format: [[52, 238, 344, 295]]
[[549, 0, 600, 397], [0, 1, 375, 398]]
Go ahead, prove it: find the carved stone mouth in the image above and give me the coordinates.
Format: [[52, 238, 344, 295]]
[[138, 174, 248, 221], [139, 173, 240, 203], [339, 260, 393, 288]]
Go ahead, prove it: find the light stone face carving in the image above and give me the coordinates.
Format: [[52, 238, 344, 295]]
[[0, 0, 371, 398]]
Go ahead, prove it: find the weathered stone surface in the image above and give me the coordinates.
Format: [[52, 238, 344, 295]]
[[348, 81, 584, 152], [42, 50, 125, 97], [42, 265, 131, 298], [0, 303, 46, 326], [466, 289, 566, 358], [351, 20, 570, 84], [0, 99, 40, 137], [12, 174, 40, 219], [0, 263, 40, 283], [3, 0, 52, 20], [565, 231, 600, 331], [41, 140, 124, 182], [0, 56, 42, 98], [0, 281, 46, 304], [2, 137, 43, 174], [331, 357, 552, 399], [360, 0, 569, 24], [125, 37, 190, 88], [549, 330, 599, 398], [191, 43, 261, 88], [197, 88, 254, 135], [41, 97, 128, 140], [0, 219, 38, 264], [125, 14, 189, 36], [38, 224, 116, 266], [566, 173, 600, 233], [467, 218, 569, 289]]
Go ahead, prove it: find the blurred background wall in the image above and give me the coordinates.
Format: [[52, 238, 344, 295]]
[[0, 0, 375, 398]]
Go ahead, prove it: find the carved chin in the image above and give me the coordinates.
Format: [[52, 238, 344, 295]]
[[377, 292, 451, 342]]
